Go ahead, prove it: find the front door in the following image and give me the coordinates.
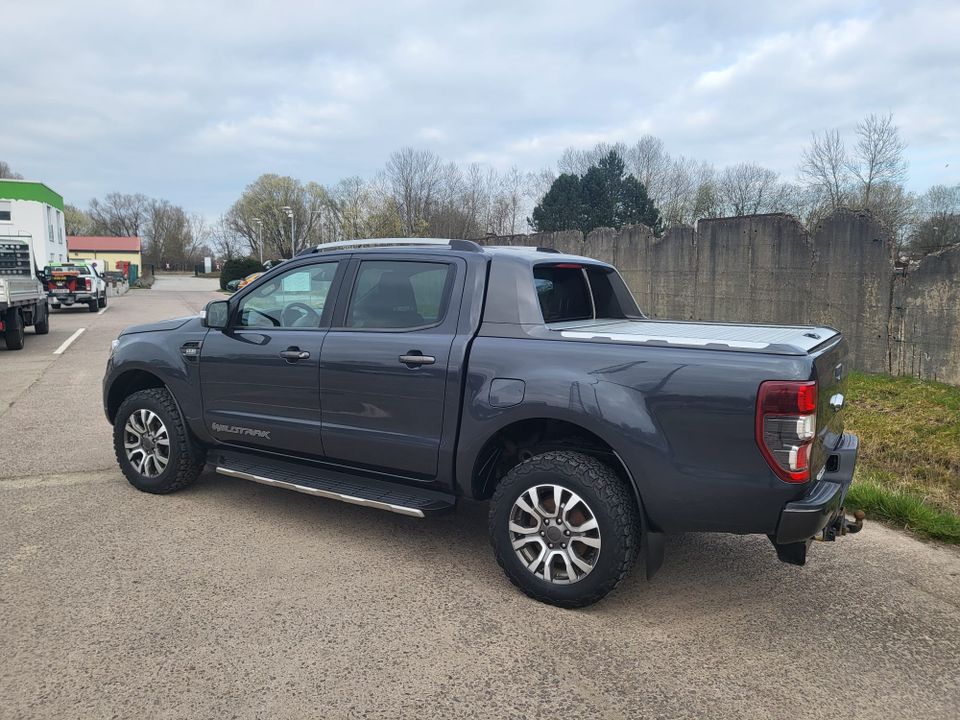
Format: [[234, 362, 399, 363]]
[[201, 260, 343, 458], [320, 257, 463, 478]]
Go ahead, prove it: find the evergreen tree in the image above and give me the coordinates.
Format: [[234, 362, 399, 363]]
[[531, 151, 662, 235], [530, 173, 584, 233]]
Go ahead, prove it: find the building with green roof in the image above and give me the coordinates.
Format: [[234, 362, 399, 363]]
[[0, 179, 68, 269]]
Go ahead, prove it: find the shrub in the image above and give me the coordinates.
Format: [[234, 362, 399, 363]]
[[220, 257, 264, 290]]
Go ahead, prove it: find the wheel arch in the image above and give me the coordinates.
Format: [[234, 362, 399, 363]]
[[106, 369, 167, 424], [468, 416, 643, 508]]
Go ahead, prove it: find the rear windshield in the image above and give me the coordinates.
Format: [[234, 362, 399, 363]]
[[533, 264, 641, 324], [45, 265, 90, 277]]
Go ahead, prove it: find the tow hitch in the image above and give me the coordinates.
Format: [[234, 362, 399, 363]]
[[817, 507, 865, 542]]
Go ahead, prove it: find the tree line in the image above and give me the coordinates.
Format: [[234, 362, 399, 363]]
[[2, 111, 957, 267]]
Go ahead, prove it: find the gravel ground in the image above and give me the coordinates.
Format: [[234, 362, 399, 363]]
[[1, 275, 958, 719]]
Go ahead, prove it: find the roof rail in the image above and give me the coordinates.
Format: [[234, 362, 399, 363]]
[[314, 237, 482, 253], [536, 246, 561, 253]]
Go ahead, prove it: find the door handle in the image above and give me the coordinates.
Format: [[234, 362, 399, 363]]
[[399, 352, 435, 367], [280, 348, 310, 361]]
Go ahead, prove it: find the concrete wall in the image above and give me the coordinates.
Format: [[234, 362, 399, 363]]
[[483, 210, 960, 384]]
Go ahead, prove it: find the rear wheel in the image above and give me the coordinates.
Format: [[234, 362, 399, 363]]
[[3, 308, 25, 350], [33, 301, 49, 334], [98, 292, 107, 309], [489, 450, 641, 608], [88, 298, 98, 312], [114, 388, 204, 494]]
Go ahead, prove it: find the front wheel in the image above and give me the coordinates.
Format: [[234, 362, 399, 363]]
[[113, 388, 204, 494], [489, 450, 641, 608]]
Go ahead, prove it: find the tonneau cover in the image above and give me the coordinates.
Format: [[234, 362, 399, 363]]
[[552, 318, 839, 355]]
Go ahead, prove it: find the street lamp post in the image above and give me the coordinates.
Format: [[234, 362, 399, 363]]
[[281, 206, 295, 257], [251, 217, 264, 265]]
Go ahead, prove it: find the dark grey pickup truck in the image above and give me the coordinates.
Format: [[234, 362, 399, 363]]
[[103, 238, 861, 607]]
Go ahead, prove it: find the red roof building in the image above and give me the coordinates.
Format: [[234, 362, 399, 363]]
[[67, 236, 141, 253], [66, 236, 142, 274]]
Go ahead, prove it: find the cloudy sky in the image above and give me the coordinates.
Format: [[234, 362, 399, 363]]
[[2, 0, 957, 216]]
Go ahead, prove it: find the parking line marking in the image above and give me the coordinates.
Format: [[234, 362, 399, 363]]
[[53, 328, 85, 355], [97, 307, 108, 315]]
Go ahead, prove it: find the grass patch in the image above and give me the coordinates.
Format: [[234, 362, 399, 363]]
[[844, 371, 960, 543]]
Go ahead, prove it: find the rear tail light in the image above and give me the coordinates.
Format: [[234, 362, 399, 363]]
[[756, 380, 817, 483], [84, 277, 92, 291]]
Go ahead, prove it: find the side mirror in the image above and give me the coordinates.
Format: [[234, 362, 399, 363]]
[[202, 300, 230, 329]]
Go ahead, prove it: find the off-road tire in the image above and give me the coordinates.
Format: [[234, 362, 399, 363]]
[[114, 388, 205, 494], [98, 292, 107, 309], [3, 308, 25, 350], [489, 450, 641, 608], [88, 298, 98, 312], [33, 302, 50, 334]]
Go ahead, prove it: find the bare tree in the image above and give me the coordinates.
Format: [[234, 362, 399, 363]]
[[88, 192, 150, 237], [383, 147, 445, 236], [717, 163, 781, 216], [656, 156, 717, 226], [849, 112, 907, 207], [909, 184, 959, 256], [207, 214, 245, 260], [64, 204, 92, 236], [0, 161, 23, 179], [799, 129, 851, 211], [492, 166, 532, 236], [626, 135, 671, 200], [557, 142, 628, 177]]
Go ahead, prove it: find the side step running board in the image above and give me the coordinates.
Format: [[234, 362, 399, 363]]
[[213, 450, 455, 518]]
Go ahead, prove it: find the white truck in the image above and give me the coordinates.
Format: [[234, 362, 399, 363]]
[[0, 238, 49, 350], [44, 260, 108, 312]]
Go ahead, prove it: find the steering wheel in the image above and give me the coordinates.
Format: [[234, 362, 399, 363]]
[[281, 302, 321, 328]]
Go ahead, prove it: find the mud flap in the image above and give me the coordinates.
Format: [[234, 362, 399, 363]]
[[644, 529, 665, 579], [769, 535, 813, 565]]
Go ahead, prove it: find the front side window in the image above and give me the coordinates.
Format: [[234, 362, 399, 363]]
[[346, 260, 453, 329], [237, 262, 338, 329]]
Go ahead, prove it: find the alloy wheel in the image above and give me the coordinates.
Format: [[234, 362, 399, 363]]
[[123, 409, 170, 477], [509, 484, 602, 584]]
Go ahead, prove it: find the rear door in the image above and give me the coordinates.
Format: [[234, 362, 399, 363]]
[[200, 260, 344, 458], [319, 256, 464, 478]]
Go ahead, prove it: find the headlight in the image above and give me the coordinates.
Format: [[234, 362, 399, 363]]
[[110, 338, 120, 357]]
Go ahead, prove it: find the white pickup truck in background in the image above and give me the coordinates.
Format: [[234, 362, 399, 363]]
[[44, 261, 108, 313], [0, 239, 49, 350]]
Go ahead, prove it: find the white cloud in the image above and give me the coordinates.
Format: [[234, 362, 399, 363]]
[[0, 0, 956, 215]]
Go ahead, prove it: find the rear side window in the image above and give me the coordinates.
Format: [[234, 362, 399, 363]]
[[534, 266, 593, 323], [347, 260, 454, 329], [534, 263, 639, 323]]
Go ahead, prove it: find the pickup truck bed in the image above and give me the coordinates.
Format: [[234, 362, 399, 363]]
[[103, 238, 861, 607], [550, 318, 837, 353], [0, 239, 50, 349]]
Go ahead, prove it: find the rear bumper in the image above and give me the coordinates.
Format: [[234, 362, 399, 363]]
[[48, 292, 95, 304], [775, 432, 859, 544]]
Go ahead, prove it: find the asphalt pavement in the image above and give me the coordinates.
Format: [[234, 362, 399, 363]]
[[1, 274, 958, 719]]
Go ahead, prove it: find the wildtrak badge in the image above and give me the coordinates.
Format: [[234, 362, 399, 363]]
[[212, 422, 271, 439]]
